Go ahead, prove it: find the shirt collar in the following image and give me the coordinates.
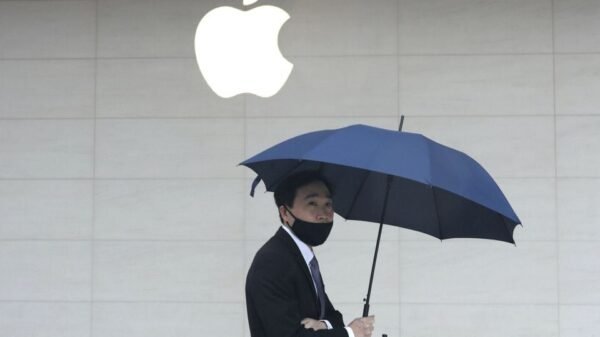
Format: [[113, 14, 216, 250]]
[[281, 224, 314, 264]]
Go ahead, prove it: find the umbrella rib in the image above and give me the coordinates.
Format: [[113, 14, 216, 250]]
[[264, 159, 306, 191], [343, 169, 372, 219], [426, 136, 445, 240], [498, 211, 516, 245], [315, 161, 325, 176], [431, 187, 444, 240]]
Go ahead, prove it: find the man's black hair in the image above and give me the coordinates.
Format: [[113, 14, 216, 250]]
[[274, 171, 333, 224]]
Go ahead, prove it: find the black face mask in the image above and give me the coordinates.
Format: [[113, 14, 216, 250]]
[[285, 207, 333, 246]]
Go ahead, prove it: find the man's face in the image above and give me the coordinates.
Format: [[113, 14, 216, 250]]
[[280, 181, 334, 226]]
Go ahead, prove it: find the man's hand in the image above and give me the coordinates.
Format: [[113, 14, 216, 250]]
[[301, 318, 327, 331], [348, 316, 375, 337]]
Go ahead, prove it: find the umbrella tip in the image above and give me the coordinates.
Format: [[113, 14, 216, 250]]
[[398, 115, 405, 132]]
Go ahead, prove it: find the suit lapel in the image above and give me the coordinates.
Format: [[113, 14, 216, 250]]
[[274, 227, 319, 304]]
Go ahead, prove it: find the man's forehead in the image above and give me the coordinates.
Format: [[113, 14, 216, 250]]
[[303, 192, 332, 200], [296, 182, 331, 199]]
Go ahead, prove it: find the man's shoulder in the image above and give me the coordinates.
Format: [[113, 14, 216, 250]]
[[253, 231, 290, 263], [247, 229, 296, 275]]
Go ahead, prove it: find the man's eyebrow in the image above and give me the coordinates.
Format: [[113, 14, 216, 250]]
[[304, 193, 332, 200]]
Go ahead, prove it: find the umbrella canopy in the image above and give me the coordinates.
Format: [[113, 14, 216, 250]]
[[241, 122, 521, 317], [242, 123, 520, 243]]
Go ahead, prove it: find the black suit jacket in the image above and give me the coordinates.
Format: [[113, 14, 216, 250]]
[[246, 227, 349, 337]]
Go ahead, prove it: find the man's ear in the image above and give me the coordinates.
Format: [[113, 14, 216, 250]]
[[278, 205, 287, 224], [279, 205, 292, 226]]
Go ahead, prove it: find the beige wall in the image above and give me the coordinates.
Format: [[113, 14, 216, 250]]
[[1, 0, 599, 336]]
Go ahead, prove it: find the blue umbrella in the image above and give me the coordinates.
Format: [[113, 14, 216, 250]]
[[241, 118, 521, 316]]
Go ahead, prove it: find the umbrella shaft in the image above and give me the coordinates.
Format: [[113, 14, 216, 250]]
[[363, 221, 384, 317], [363, 174, 394, 317]]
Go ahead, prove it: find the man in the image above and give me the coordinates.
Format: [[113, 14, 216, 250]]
[[246, 171, 375, 337]]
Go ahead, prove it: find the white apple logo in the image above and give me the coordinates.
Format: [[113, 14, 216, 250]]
[[194, 0, 293, 98]]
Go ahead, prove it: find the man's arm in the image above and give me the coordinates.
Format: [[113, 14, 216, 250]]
[[246, 262, 348, 337], [322, 291, 344, 328]]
